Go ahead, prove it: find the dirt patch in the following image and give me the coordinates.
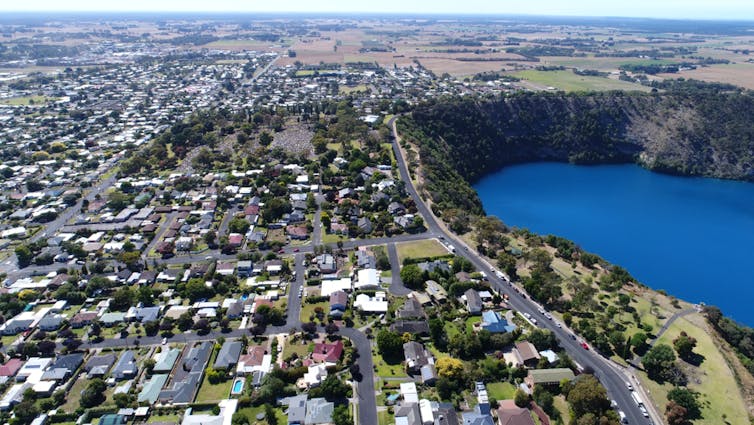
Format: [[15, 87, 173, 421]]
[[272, 125, 314, 156]]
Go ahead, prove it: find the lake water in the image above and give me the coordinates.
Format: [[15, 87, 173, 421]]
[[474, 162, 754, 326]]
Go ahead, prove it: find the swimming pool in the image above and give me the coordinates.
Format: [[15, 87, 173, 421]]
[[231, 377, 245, 395]]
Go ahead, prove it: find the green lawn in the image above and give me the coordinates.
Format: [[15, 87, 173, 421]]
[[236, 405, 288, 425], [554, 395, 571, 424], [300, 301, 329, 323], [372, 350, 408, 378], [486, 382, 516, 401], [395, 239, 449, 263], [465, 316, 482, 334], [511, 70, 650, 92], [282, 338, 313, 361], [195, 374, 233, 403], [638, 315, 749, 425], [147, 414, 182, 424], [378, 410, 394, 425]]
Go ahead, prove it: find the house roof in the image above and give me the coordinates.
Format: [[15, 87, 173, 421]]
[[527, 368, 575, 385], [311, 340, 343, 363], [138, 374, 168, 404], [305, 397, 334, 424], [515, 341, 540, 362], [390, 320, 429, 335], [286, 394, 308, 424], [497, 401, 536, 425], [153, 348, 181, 373], [214, 341, 243, 369], [112, 351, 137, 379], [397, 297, 425, 319], [50, 353, 84, 372], [0, 359, 24, 377]]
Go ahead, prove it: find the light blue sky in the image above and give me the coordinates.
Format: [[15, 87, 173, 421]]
[[1, 0, 753, 20]]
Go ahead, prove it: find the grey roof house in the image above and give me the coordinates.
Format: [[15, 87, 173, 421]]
[[214, 341, 243, 370]]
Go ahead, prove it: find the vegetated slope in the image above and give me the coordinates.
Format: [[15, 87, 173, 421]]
[[400, 88, 754, 215]]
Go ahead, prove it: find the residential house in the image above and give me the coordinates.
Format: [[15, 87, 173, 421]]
[[236, 345, 272, 378], [525, 368, 575, 389], [126, 306, 161, 324], [237, 260, 253, 278], [390, 320, 429, 336], [329, 291, 348, 317], [496, 400, 536, 425], [112, 351, 138, 381], [85, 354, 117, 379], [480, 311, 516, 334], [464, 289, 483, 315], [0, 359, 24, 379], [311, 340, 343, 364], [214, 341, 243, 371], [514, 342, 541, 368], [355, 268, 380, 290], [306, 397, 334, 425], [353, 292, 388, 314], [425, 280, 448, 303], [395, 403, 421, 425], [285, 394, 307, 425], [397, 297, 425, 319], [37, 313, 64, 331], [153, 348, 181, 374], [70, 311, 98, 328], [403, 341, 434, 374], [302, 363, 328, 388]]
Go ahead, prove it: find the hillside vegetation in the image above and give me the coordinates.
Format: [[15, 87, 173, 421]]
[[399, 84, 754, 216]]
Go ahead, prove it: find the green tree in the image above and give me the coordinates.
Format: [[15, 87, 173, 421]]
[[259, 131, 273, 146], [566, 375, 610, 418], [15, 245, 34, 267], [228, 217, 251, 234], [110, 286, 136, 311], [80, 378, 107, 408], [13, 399, 39, 425], [113, 392, 134, 408], [667, 387, 701, 419], [399, 263, 424, 290], [376, 330, 403, 363], [514, 389, 530, 408], [672, 331, 698, 361], [643, 344, 677, 382], [332, 404, 352, 425]]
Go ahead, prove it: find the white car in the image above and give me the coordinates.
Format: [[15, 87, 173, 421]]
[[161, 337, 167, 345]]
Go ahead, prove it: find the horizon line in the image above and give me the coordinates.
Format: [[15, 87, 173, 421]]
[[0, 10, 753, 23]]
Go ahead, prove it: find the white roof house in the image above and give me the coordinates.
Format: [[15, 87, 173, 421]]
[[320, 278, 352, 297], [353, 292, 388, 314], [400, 382, 419, 404], [355, 268, 380, 290]]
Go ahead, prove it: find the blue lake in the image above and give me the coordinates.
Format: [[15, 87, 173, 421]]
[[474, 162, 754, 326]]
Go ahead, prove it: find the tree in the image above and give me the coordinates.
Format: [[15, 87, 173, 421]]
[[514, 388, 530, 408], [376, 330, 403, 363], [667, 387, 701, 419], [631, 332, 648, 352], [309, 375, 350, 401], [435, 357, 464, 381], [177, 312, 194, 331], [144, 320, 159, 336], [566, 375, 610, 418], [80, 378, 107, 408], [185, 278, 214, 303], [110, 286, 136, 311], [228, 217, 251, 234], [673, 331, 698, 361], [15, 245, 34, 267], [399, 263, 423, 290], [13, 399, 39, 425], [643, 343, 677, 382], [113, 392, 134, 408], [332, 404, 352, 425], [666, 400, 689, 425], [259, 131, 273, 146]]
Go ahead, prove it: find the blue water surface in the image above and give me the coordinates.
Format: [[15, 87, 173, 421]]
[[474, 162, 754, 325]]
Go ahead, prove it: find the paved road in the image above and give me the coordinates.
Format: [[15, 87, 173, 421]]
[[387, 243, 411, 296], [649, 308, 697, 348], [388, 116, 655, 425]]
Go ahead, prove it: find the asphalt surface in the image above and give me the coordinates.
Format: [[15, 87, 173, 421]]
[[388, 116, 656, 425], [387, 243, 411, 296]]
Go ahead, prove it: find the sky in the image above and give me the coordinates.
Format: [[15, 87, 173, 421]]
[[1, 0, 754, 21]]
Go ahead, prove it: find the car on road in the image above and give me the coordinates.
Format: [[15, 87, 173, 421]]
[[293, 248, 299, 252], [278, 249, 285, 254], [555, 321, 562, 328], [639, 405, 649, 417], [626, 382, 633, 391], [581, 342, 590, 350], [570, 333, 577, 340], [162, 337, 167, 345], [544, 312, 553, 320]]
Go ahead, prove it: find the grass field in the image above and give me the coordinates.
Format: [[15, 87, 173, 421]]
[[236, 405, 288, 425], [511, 70, 650, 92], [638, 314, 749, 425], [0, 95, 58, 105], [395, 239, 449, 263], [300, 300, 329, 323], [486, 382, 516, 400], [147, 414, 182, 424]]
